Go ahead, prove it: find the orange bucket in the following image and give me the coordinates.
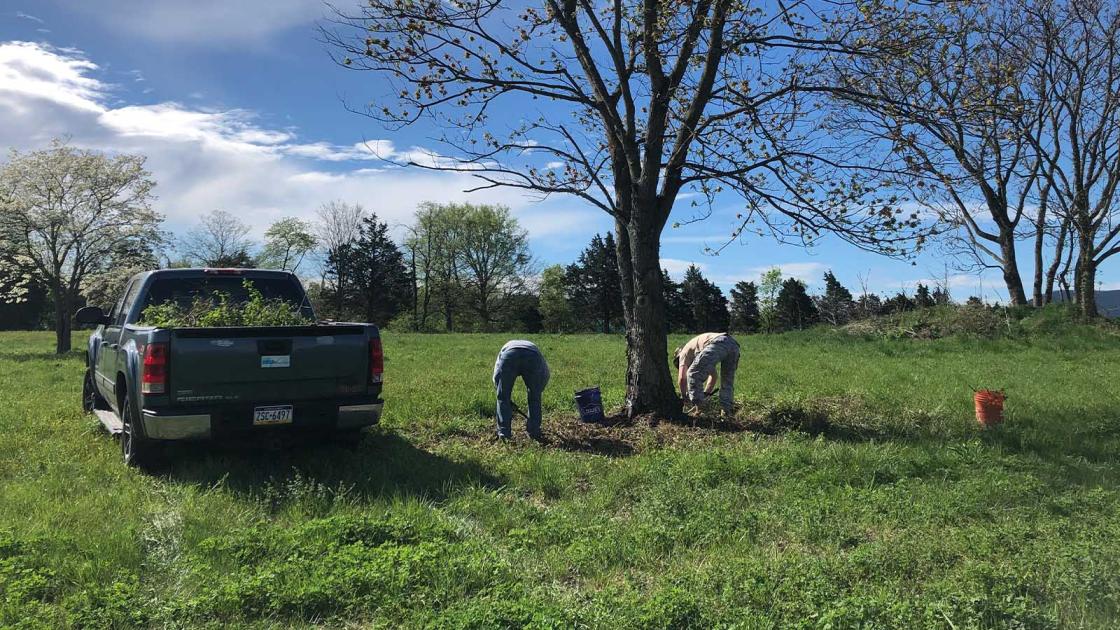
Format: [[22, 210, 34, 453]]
[[974, 389, 1006, 427]]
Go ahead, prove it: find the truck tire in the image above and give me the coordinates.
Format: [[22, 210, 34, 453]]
[[82, 369, 106, 413], [120, 394, 152, 468]]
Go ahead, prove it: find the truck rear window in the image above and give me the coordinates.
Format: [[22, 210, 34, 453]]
[[142, 276, 312, 317]]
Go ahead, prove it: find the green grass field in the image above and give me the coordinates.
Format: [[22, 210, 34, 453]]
[[1, 328, 1119, 628]]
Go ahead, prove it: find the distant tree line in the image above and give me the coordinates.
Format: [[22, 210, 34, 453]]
[[0, 141, 1085, 349], [0, 154, 993, 339]]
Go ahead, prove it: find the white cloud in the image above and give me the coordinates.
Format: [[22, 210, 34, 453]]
[[284, 140, 395, 162], [662, 258, 707, 278], [0, 41, 539, 245], [0, 41, 103, 112], [899, 274, 985, 291], [15, 12, 45, 24], [100, 104, 294, 151], [57, 0, 322, 45], [517, 205, 604, 240]]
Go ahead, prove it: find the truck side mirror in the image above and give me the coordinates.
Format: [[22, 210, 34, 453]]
[[75, 306, 109, 326]]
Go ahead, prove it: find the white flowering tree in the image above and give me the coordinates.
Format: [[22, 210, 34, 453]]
[[0, 140, 161, 353]]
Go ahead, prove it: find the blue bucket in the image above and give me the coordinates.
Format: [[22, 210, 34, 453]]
[[574, 387, 605, 423]]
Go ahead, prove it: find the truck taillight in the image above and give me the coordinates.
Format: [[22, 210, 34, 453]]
[[369, 338, 383, 384], [142, 342, 168, 394]]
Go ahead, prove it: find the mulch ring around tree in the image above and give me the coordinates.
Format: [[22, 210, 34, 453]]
[[537, 409, 758, 457], [477, 397, 871, 457]]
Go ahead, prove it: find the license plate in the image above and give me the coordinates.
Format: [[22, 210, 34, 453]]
[[253, 405, 293, 425]]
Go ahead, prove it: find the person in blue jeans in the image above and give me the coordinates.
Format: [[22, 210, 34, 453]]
[[493, 339, 550, 440]]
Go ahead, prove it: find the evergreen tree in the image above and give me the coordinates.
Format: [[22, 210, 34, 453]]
[[932, 286, 951, 306], [883, 291, 916, 314], [855, 293, 883, 319], [681, 264, 729, 332], [662, 269, 693, 333], [211, 250, 255, 268], [565, 233, 623, 333], [499, 292, 543, 332], [775, 278, 819, 331], [729, 280, 761, 333], [914, 283, 935, 308], [327, 213, 410, 326], [817, 270, 854, 325]]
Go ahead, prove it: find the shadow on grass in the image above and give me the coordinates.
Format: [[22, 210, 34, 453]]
[[154, 429, 499, 502], [975, 411, 1120, 488], [746, 397, 1120, 489], [0, 350, 84, 363]]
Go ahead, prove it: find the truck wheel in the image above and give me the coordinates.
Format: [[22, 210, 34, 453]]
[[120, 395, 151, 468], [82, 369, 105, 413]]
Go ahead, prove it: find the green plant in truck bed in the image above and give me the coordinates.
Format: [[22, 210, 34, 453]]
[[138, 280, 312, 328]]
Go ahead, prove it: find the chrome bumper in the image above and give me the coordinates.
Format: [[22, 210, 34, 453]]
[[140, 402, 383, 440], [142, 412, 211, 440], [337, 403, 384, 429]]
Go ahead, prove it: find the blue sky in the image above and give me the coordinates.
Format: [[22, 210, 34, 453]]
[[1, 2, 1109, 301]]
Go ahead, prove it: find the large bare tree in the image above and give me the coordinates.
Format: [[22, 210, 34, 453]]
[[325, 1, 926, 416], [1018, 0, 1120, 318], [0, 141, 160, 353], [831, 2, 1053, 306], [181, 209, 255, 266], [314, 200, 366, 318]]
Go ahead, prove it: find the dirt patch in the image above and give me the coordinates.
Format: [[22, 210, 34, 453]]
[[538, 410, 756, 456]]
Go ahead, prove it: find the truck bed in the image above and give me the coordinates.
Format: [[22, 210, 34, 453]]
[[166, 324, 374, 406]]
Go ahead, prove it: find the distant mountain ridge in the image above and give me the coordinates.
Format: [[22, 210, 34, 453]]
[[1050, 289, 1120, 318]]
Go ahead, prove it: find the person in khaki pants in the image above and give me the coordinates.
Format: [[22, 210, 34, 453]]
[[673, 332, 740, 414]]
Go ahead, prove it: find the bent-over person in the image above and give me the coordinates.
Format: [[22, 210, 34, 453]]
[[493, 340, 550, 439], [674, 332, 740, 413]]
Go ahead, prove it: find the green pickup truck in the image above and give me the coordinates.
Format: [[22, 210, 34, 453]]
[[76, 268, 384, 466]]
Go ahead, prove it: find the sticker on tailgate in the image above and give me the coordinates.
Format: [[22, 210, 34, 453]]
[[261, 355, 290, 368]]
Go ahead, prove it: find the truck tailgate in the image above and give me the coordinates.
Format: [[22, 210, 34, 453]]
[[168, 325, 370, 404]]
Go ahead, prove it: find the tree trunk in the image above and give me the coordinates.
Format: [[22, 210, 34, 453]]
[[334, 257, 345, 319], [615, 218, 680, 419], [1031, 204, 1046, 307], [443, 284, 454, 332], [1043, 223, 1068, 305], [410, 249, 419, 331], [478, 288, 491, 332], [366, 285, 375, 325], [54, 288, 72, 354], [999, 236, 1029, 306], [1075, 238, 1097, 320]]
